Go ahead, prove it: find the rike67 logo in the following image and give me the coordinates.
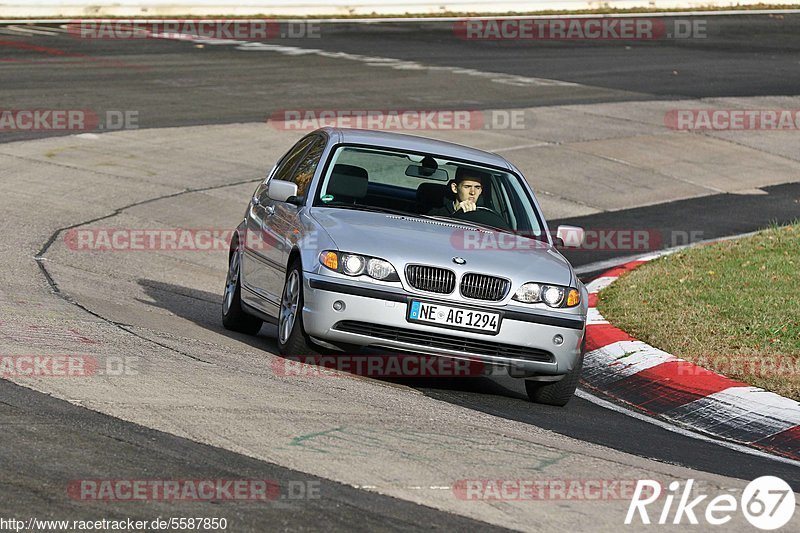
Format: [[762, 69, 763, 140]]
[[626, 477, 795, 530]]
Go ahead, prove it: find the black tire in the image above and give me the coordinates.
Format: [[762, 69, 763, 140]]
[[525, 338, 585, 407], [277, 260, 319, 357], [222, 248, 263, 335]]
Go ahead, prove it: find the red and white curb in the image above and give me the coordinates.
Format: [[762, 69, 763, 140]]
[[582, 254, 800, 461]]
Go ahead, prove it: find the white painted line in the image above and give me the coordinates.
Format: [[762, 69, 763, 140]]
[[124, 27, 580, 88], [351, 484, 452, 490], [26, 25, 67, 34], [233, 41, 579, 87], [576, 388, 800, 467], [491, 142, 551, 153], [7, 24, 58, 35], [0, 26, 34, 35], [37, 25, 70, 33]]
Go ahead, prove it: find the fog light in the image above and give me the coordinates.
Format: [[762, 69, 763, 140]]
[[553, 335, 564, 346], [333, 300, 345, 311]]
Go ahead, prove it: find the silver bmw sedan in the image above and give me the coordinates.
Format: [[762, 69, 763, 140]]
[[223, 127, 588, 406]]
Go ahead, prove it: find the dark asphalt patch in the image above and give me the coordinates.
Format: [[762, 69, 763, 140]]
[[555, 181, 800, 279]]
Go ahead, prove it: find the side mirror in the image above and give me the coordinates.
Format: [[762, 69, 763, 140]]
[[555, 225, 584, 248], [268, 180, 299, 204]]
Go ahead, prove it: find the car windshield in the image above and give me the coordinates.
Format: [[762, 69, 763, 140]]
[[312, 145, 545, 238]]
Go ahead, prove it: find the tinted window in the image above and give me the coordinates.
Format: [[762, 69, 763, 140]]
[[313, 145, 545, 236], [289, 135, 326, 197], [273, 136, 315, 183]]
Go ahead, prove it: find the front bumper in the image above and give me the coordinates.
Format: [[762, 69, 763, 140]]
[[302, 273, 585, 376]]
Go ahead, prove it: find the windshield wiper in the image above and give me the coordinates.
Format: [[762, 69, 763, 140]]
[[319, 204, 521, 235], [319, 203, 426, 218], [424, 214, 508, 233]]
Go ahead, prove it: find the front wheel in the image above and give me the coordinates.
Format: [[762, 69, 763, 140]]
[[222, 249, 263, 335], [525, 338, 585, 407], [277, 260, 319, 356]]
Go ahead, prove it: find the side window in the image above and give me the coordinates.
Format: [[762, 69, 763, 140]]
[[289, 136, 326, 198], [272, 136, 316, 183]]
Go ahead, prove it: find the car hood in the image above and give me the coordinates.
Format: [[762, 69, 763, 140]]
[[310, 208, 573, 286]]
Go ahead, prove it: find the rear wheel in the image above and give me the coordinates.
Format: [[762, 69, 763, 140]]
[[525, 338, 585, 407], [222, 248, 263, 335], [278, 260, 319, 356]]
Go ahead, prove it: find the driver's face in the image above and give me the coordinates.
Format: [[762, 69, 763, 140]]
[[453, 179, 482, 203]]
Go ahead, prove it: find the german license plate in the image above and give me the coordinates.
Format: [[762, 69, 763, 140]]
[[408, 300, 500, 333]]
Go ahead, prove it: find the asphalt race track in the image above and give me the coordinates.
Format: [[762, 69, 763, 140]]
[[1, 14, 799, 532]]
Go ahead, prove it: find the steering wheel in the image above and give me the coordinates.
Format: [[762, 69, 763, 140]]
[[453, 206, 509, 229]]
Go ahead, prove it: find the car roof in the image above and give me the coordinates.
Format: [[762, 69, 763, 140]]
[[320, 127, 513, 171]]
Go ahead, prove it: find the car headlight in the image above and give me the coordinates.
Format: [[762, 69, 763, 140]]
[[342, 254, 366, 276], [366, 258, 395, 280], [319, 251, 399, 282], [513, 282, 580, 308], [542, 286, 564, 307], [513, 283, 541, 303]]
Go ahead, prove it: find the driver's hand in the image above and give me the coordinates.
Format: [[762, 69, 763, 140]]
[[456, 200, 477, 212]]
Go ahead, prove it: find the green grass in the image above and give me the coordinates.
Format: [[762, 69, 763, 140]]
[[598, 222, 800, 400]]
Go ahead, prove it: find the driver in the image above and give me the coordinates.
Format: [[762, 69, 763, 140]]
[[428, 167, 489, 216]]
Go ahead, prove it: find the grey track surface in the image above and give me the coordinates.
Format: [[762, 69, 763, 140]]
[[275, 16, 800, 98], [2, 14, 800, 143], [0, 378, 510, 532], [2, 15, 800, 531]]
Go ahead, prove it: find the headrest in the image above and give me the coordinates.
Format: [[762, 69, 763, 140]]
[[416, 182, 449, 207], [327, 164, 368, 199]]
